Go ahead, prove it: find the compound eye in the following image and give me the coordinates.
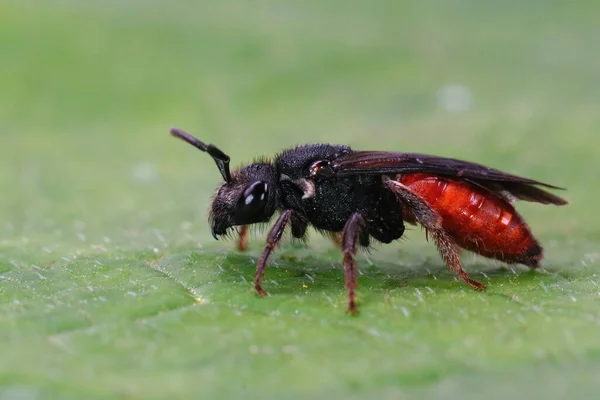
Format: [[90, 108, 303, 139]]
[[234, 181, 269, 224]]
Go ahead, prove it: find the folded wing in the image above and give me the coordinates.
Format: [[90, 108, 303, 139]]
[[331, 151, 567, 205]]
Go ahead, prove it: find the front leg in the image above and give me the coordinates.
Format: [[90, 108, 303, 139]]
[[341, 212, 365, 314], [254, 210, 293, 296], [237, 225, 249, 251], [384, 179, 486, 291]]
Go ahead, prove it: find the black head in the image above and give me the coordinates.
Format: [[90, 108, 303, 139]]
[[170, 128, 279, 239]]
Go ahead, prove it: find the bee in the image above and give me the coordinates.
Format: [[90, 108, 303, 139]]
[[170, 128, 567, 314]]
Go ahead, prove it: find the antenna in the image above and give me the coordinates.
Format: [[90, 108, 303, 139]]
[[170, 128, 232, 182]]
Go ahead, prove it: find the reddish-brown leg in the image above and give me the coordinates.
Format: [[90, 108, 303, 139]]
[[237, 225, 249, 251], [431, 230, 486, 290], [341, 212, 365, 314], [384, 180, 441, 228], [254, 210, 292, 296], [328, 232, 343, 249], [385, 180, 485, 290]]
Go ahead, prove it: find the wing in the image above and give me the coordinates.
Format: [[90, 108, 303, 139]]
[[331, 151, 568, 205]]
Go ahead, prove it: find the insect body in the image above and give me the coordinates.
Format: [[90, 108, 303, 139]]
[[399, 173, 542, 268], [170, 128, 567, 314]]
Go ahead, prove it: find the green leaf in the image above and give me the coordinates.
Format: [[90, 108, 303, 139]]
[[1, 0, 599, 399]]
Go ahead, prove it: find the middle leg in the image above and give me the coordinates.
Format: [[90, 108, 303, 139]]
[[341, 212, 365, 314]]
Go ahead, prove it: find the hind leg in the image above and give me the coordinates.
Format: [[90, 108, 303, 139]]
[[430, 230, 486, 290], [384, 180, 486, 290]]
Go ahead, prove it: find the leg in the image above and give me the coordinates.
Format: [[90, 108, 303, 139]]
[[431, 229, 486, 290], [385, 180, 485, 290], [341, 212, 365, 314], [328, 232, 343, 249], [384, 179, 441, 228], [237, 225, 249, 251], [254, 210, 293, 296]]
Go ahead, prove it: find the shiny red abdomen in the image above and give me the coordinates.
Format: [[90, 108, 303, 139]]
[[398, 173, 542, 267]]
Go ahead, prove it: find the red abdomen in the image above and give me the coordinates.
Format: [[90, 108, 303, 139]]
[[398, 173, 542, 267]]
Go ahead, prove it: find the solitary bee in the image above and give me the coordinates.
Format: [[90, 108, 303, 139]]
[[170, 128, 567, 314]]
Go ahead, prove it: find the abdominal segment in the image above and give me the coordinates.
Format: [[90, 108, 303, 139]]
[[397, 173, 542, 267]]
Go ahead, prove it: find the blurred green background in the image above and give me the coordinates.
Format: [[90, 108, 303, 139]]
[[1, 1, 599, 399]]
